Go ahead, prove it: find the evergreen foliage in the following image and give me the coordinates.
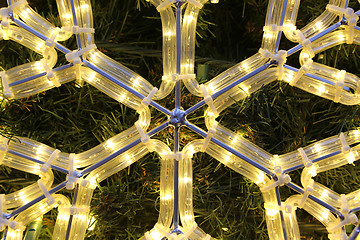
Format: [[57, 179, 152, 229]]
[[0, 0, 360, 239]]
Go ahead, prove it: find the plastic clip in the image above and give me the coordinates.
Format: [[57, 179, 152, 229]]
[[339, 132, 350, 153], [276, 50, 287, 80], [347, 15, 358, 44], [66, 44, 96, 64], [258, 48, 272, 58], [66, 44, 96, 80], [62, 205, 89, 215], [0, 0, 27, 40], [334, 70, 346, 103], [200, 84, 219, 117], [261, 157, 291, 192], [187, 0, 203, 8], [66, 153, 85, 189], [40, 149, 60, 175], [43, 27, 61, 57], [1, 71, 13, 98], [144, 224, 172, 240], [341, 194, 349, 213], [298, 179, 314, 208], [0, 194, 24, 231], [61, 25, 95, 34], [327, 214, 358, 231], [298, 147, 317, 176], [326, 4, 355, 17], [258, 49, 287, 80], [41, 59, 60, 87], [156, 0, 175, 12], [200, 122, 218, 152], [178, 223, 198, 240], [0, 7, 10, 40], [296, 30, 315, 58], [328, 194, 358, 231], [289, 60, 313, 86], [155, 223, 174, 239], [326, 5, 358, 44], [264, 202, 295, 214], [298, 147, 312, 168], [137, 87, 158, 112], [162, 74, 196, 82], [37, 179, 55, 205], [263, 24, 280, 32], [135, 121, 154, 152], [45, 28, 60, 48], [162, 151, 190, 161]]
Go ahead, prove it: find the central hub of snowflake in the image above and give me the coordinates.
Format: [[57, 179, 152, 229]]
[[169, 108, 186, 127]]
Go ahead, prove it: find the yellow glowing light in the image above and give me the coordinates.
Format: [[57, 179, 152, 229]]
[[182, 173, 191, 184], [183, 63, 194, 69], [318, 210, 329, 222], [266, 209, 278, 217], [256, 172, 265, 184], [133, 77, 140, 87], [241, 86, 249, 94], [348, 151, 355, 164], [89, 178, 97, 187], [118, 93, 127, 102], [20, 8, 31, 18], [302, 52, 310, 61], [104, 140, 115, 150], [58, 213, 69, 222], [231, 136, 238, 144], [264, 31, 274, 40], [163, 31, 174, 38], [240, 63, 249, 72], [321, 190, 328, 199], [284, 71, 295, 83], [34, 61, 43, 71], [184, 15, 194, 22], [318, 85, 326, 93], [314, 22, 323, 31], [208, 83, 216, 93], [208, 111, 215, 117], [124, 154, 132, 163], [36, 145, 46, 156], [187, 145, 195, 155], [150, 230, 162, 240], [77, 214, 87, 221], [18, 192, 28, 203], [314, 143, 321, 153], [161, 194, 173, 201], [80, 4, 89, 11], [63, 13, 72, 19], [183, 214, 192, 222], [337, 33, 345, 41], [309, 166, 317, 177], [88, 73, 96, 82], [36, 43, 43, 51]]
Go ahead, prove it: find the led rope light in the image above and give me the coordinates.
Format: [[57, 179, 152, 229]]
[[0, 0, 360, 239]]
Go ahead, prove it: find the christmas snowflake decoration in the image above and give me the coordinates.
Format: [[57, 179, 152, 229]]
[[1, 0, 360, 239]]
